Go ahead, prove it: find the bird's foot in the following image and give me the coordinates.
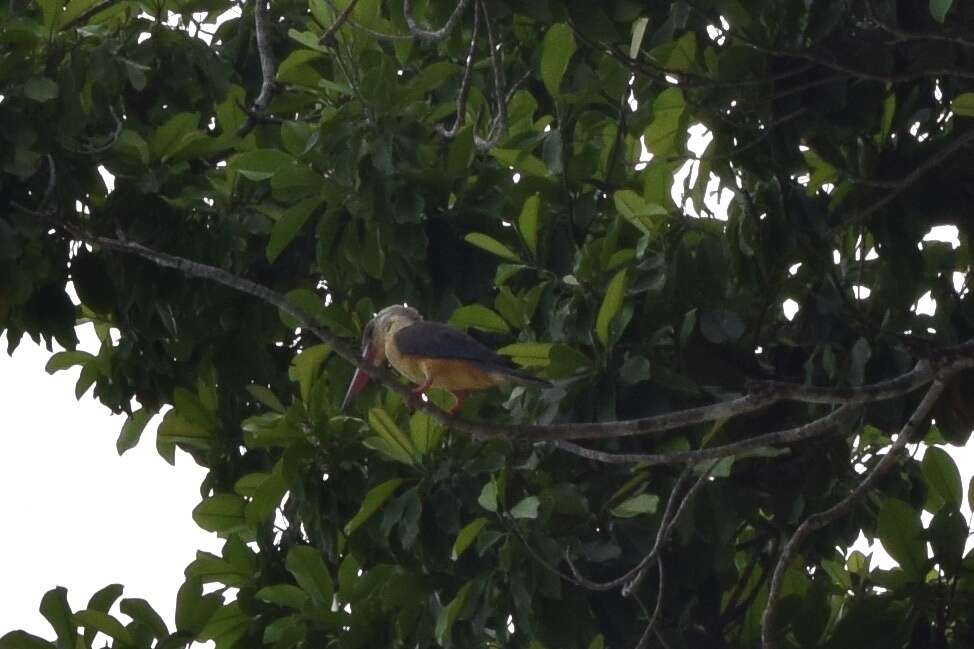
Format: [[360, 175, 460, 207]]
[[447, 391, 466, 415]]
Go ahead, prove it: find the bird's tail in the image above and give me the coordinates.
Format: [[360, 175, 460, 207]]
[[498, 367, 552, 388]]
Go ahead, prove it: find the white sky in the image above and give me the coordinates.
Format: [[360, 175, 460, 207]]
[[0, 326, 221, 638]]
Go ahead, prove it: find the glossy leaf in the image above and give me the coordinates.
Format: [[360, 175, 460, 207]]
[[540, 23, 576, 97], [596, 269, 627, 346]]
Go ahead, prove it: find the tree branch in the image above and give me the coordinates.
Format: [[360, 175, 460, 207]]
[[472, 0, 508, 152], [634, 559, 665, 649], [35, 216, 974, 445], [759, 372, 967, 649], [237, 0, 277, 137], [833, 128, 974, 233], [550, 403, 857, 465], [402, 0, 472, 41], [433, 1, 479, 139], [317, 0, 360, 45], [566, 461, 715, 592]]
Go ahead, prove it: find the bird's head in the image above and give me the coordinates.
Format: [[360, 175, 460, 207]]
[[341, 305, 422, 411]]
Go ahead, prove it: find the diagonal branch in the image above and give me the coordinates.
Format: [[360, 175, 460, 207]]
[[317, 0, 361, 45], [759, 373, 965, 649], [237, 0, 278, 137], [551, 404, 857, 465], [31, 211, 974, 444], [402, 0, 472, 41], [472, 0, 508, 151], [833, 128, 974, 233], [567, 461, 716, 593]]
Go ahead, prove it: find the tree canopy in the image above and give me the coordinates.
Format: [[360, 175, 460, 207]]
[[3, 0, 974, 647]]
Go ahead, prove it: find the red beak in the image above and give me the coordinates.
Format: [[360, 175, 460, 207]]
[[341, 341, 375, 412]]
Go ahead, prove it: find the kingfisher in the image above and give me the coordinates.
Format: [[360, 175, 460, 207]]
[[341, 305, 550, 413]]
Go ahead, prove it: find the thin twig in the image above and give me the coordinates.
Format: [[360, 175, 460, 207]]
[[551, 403, 856, 466], [312, 0, 411, 40], [317, 0, 360, 45], [434, 1, 479, 139], [835, 128, 974, 232], [566, 461, 716, 593], [759, 373, 965, 649], [237, 0, 277, 137], [634, 559, 665, 649], [59, 0, 120, 30], [402, 0, 471, 41], [473, 0, 508, 151]]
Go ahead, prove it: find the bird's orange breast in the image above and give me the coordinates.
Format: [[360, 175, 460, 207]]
[[394, 354, 508, 391]]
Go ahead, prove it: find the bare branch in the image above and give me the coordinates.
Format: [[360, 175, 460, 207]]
[[634, 560, 665, 649], [551, 404, 857, 465], [567, 461, 716, 593], [317, 0, 360, 46], [237, 0, 278, 137], [834, 128, 974, 233], [315, 0, 413, 41], [472, 0, 508, 151], [402, 0, 472, 41], [759, 372, 967, 649], [59, 0, 121, 31], [434, 1, 479, 139]]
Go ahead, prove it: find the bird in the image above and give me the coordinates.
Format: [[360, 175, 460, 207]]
[[341, 305, 550, 414]]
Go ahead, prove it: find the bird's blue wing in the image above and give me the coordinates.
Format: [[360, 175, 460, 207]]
[[393, 321, 515, 367]]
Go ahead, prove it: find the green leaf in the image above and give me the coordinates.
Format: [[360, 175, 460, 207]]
[[24, 77, 59, 102], [610, 493, 659, 518], [174, 579, 221, 634], [630, 17, 649, 58], [232, 149, 296, 181], [877, 498, 926, 579], [644, 88, 685, 157], [285, 546, 334, 608], [245, 470, 287, 525], [244, 384, 286, 413], [510, 496, 540, 519], [44, 351, 93, 374], [434, 580, 474, 646], [449, 304, 511, 334], [267, 196, 324, 262], [149, 112, 200, 160], [540, 23, 576, 97], [344, 478, 407, 536], [192, 494, 247, 534], [478, 482, 498, 512], [614, 190, 667, 235], [921, 446, 962, 510], [951, 92, 974, 117], [255, 584, 310, 610], [73, 610, 133, 647], [497, 342, 552, 367], [595, 269, 627, 346], [116, 408, 154, 455], [0, 631, 55, 649], [289, 344, 331, 402], [409, 411, 442, 454], [82, 584, 123, 646], [157, 410, 211, 449], [464, 232, 523, 263], [39, 587, 74, 647], [929, 0, 954, 23], [489, 148, 550, 178], [119, 599, 168, 640], [452, 517, 488, 560], [198, 602, 250, 648], [518, 194, 540, 257], [368, 408, 417, 464]]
